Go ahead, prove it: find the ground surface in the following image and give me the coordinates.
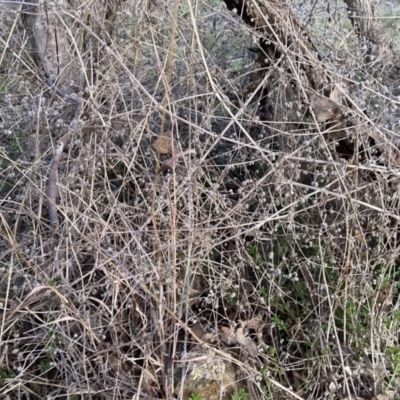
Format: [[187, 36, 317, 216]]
[[1, 0, 400, 399]]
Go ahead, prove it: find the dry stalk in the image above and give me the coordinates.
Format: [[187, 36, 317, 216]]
[[151, 0, 181, 156]]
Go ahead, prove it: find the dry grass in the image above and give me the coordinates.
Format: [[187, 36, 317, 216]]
[[1, 0, 400, 399]]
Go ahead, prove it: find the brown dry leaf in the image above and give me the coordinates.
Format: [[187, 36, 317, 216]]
[[191, 322, 204, 340], [241, 314, 264, 330], [219, 326, 237, 345], [202, 332, 218, 343], [329, 85, 343, 104], [235, 328, 258, 357], [352, 227, 364, 243], [109, 354, 124, 371], [191, 322, 217, 342], [311, 94, 342, 122], [152, 134, 172, 154]]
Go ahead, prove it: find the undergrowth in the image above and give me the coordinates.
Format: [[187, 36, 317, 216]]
[[1, 0, 400, 399]]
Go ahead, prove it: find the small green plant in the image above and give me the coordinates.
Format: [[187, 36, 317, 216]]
[[257, 286, 268, 300], [271, 314, 286, 332], [224, 288, 238, 306], [38, 359, 53, 374], [0, 366, 15, 386], [231, 388, 249, 400], [247, 244, 261, 263], [388, 346, 400, 385], [189, 392, 202, 400], [231, 59, 240, 71]]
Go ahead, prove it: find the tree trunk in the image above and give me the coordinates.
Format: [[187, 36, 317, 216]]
[[21, 0, 79, 94]]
